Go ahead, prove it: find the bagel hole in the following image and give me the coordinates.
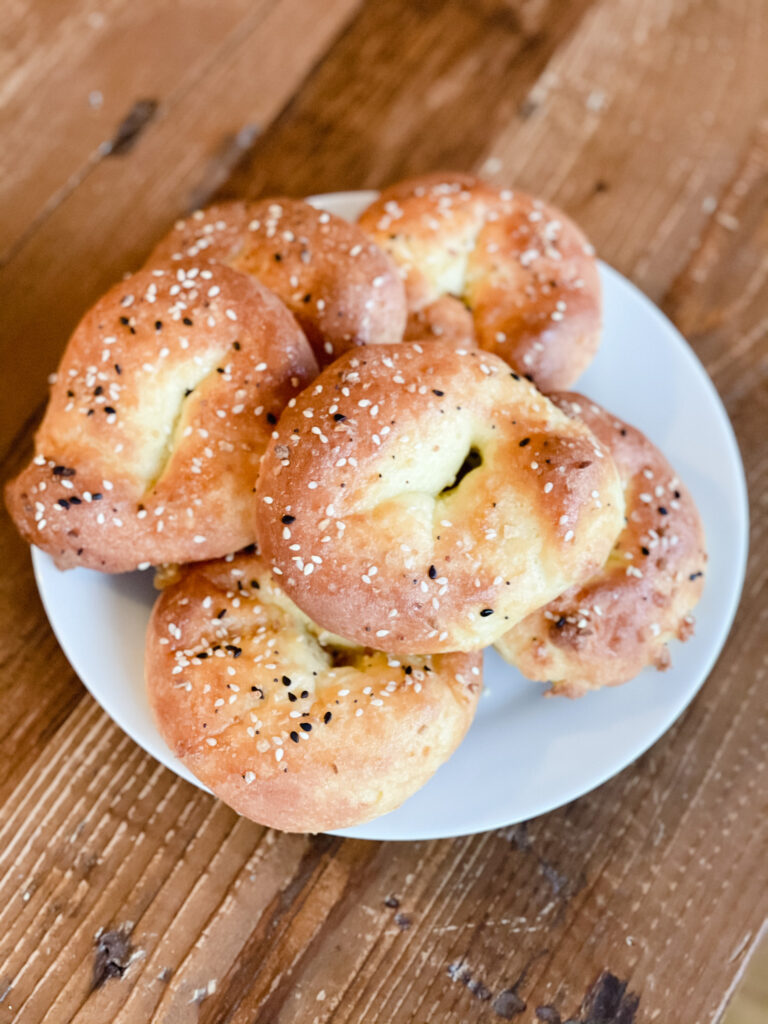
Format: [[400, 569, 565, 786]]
[[320, 642, 374, 668], [325, 645, 360, 667], [440, 447, 483, 495], [141, 352, 224, 489]]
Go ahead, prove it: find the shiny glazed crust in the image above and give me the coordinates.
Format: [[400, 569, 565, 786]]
[[358, 172, 601, 390], [149, 198, 407, 365], [254, 343, 625, 653], [494, 393, 707, 695], [6, 262, 317, 571], [145, 549, 482, 832]]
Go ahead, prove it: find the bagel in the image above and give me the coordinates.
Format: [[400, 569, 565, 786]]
[[495, 394, 707, 696], [149, 198, 407, 366], [254, 343, 625, 654], [6, 262, 317, 572], [145, 548, 482, 832], [403, 295, 476, 348], [358, 172, 601, 389]]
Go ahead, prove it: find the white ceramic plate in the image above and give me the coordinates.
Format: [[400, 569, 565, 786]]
[[31, 191, 748, 841]]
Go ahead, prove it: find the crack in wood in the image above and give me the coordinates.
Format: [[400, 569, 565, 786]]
[[578, 971, 640, 1024], [197, 833, 343, 1024], [491, 949, 551, 1019], [91, 926, 136, 990], [185, 123, 262, 213], [542, 971, 641, 1024], [103, 99, 159, 157], [0, 96, 159, 272], [493, 987, 528, 1018], [447, 960, 494, 1004], [509, 822, 585, 901], [535, 1006, 562, 1023], [447, 948, 550, 1018]]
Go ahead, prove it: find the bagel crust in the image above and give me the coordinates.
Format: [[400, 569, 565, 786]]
[[495, 394, 707, 696], [254, 343, 625, 653], [149, 198, 407, 365], [145, 549, 481, 832], [6, 262, 317, 572], [358, 172, 601, 389]]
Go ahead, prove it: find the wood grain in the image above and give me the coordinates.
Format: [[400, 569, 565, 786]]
[[1, 0, 767, 1021], [0, 0, 362, 463], [0, 0, 254, 261]]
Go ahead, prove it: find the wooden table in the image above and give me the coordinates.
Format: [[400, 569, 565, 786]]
[[1, 2, 766, 1021]]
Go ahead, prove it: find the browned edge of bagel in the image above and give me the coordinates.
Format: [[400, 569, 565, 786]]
[[6, 261, 317, 571], [495, 393, 707, 695], [149, 197, 408, 366], [254, 342, 625, 654], [146, 548, 482, 832], [358, 172, 602, 390]]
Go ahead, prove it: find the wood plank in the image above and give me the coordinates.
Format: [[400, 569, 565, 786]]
[[0, 601, 764, 1023], [227, 0, 768, 304], [0, 0, 361, 464], [0, 0, 256, 263], [223, 0, 599, 198], [483, 0, 768, 302], [0, 507, 84, 810]]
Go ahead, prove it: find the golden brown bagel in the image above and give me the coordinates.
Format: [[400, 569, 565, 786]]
[[254, 343, 625, 654], [6, 262, 317, 572], [358, 173, 601, 389], [149, 198, 407, 366], [404, 295, 476, 348], [495, 394, 707, 696], [146, 548, 482, 832]]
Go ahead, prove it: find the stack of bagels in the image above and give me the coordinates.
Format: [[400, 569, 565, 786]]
[[6, 173, 706, 832]]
